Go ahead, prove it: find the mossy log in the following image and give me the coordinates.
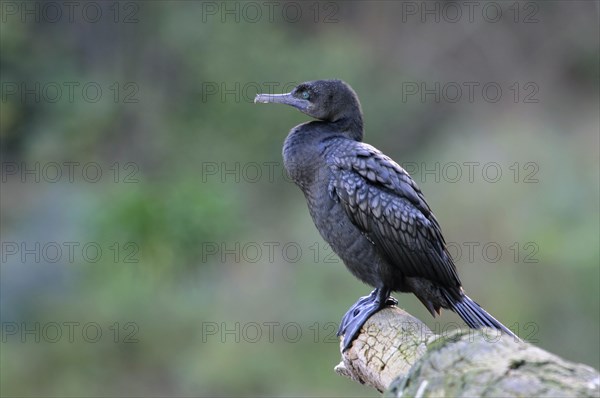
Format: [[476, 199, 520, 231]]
[[335, 307, 599, 397]]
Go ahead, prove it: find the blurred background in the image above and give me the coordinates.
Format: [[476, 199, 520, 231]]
[[1, 1, 598, 397]]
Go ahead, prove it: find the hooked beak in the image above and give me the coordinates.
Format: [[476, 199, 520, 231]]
[[254, 92, 310, 113]]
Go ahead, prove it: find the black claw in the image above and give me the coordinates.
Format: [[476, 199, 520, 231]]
[[385, 296, 398, 306]]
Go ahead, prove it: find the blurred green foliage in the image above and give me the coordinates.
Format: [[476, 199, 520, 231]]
[[1, 2, 598, 397]]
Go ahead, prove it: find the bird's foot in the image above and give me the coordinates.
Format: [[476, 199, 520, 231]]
[[337, 288, 394, 351], [337, 289, 378, 337]]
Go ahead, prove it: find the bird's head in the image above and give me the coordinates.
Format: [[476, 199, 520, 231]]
[[255, 79, 364, 140]]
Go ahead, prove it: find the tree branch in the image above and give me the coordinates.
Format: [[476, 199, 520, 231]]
[[335, 307, 600, 397]]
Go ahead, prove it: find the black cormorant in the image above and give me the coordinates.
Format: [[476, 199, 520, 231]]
[[255, 79, 518, 350]]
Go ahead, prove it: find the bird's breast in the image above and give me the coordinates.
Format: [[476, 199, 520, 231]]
[[303, 181, 384, 287], [282, 127, 387, 287]]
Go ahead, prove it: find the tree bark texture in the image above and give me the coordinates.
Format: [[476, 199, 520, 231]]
[[334, 307, 600, 397]]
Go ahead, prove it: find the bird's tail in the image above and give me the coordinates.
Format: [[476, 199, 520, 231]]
[[445, 291, 520, 341]]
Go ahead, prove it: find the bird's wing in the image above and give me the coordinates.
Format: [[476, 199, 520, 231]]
[[329, 143, 461, 287]]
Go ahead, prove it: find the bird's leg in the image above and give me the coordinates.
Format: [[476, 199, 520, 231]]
[[337, 287, 395, 351]]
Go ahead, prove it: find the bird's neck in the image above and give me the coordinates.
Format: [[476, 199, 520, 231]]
[[332, 114, 363, 141]]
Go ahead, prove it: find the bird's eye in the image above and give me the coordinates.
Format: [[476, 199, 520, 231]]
[[301, 91, 310, 100]]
